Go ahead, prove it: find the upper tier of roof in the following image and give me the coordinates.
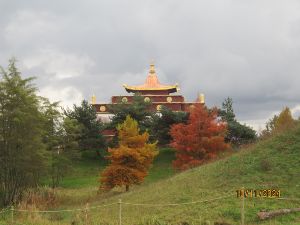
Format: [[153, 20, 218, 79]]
[[123, 64, 179, 94]]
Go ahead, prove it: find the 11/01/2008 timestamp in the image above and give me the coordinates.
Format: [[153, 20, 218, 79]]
[[236, 189, 281, 198]]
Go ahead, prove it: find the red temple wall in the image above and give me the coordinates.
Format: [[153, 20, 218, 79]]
[[93, 102, 203, 113], [111, 95, 184, 103]]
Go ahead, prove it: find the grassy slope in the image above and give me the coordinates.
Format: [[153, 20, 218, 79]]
[[59, 147, 176, 189], [85, 126, 300, 224], [2, 127, 300, 225]]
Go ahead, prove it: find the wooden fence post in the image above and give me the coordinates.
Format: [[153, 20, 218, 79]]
[[118, 199, 122, 225], [11, 205, 14, 225], [85, 203, 89, 225], [241, 187, 245, 225]]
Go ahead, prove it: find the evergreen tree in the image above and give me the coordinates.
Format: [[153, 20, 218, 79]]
[[100, 116, 158, 191], [219, 97, 235, 122], [219, 97, 256, 146], [65, 100, 105, 158], [0, 59, 47, 206], [109, 94, 153, 132], [151, 106, 188, 145]]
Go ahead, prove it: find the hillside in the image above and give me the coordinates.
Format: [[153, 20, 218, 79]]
[[89, 125, 300, 225], [1, 126, 300, 225]]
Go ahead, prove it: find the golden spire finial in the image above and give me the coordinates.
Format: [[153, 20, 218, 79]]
[[197, 93, 205, 104], [91, 94, 96, 104], [149, 60, 155, 74]]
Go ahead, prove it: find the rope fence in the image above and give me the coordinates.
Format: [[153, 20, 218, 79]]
[[0, 206, 11, 214], [0, 190, 299, 225]]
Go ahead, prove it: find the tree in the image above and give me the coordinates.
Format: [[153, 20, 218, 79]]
[[51, 118, 83, 188], [151, 106, 188, 145], [41, 100, 64, 188], [43, 101, 83, 188], [261, 107, 295, 138], [100, 116, 158, 191], [62, 117, 83, 159], [170, 105, 229, 171], [219, 97, 235, 122], [274, 107, 295, 133], [0, 59, 47, 206], [65, 100, 105, 158], [260, 115, 278, 138], [109, 94, 153, 132], [219, 97, 256, 146]]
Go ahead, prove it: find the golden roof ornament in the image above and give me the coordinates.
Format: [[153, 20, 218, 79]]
[[91, 94, 96, 104], [149, 62, 156, 74], [123, 62, 179, 93], [197, 93, 205, 104]]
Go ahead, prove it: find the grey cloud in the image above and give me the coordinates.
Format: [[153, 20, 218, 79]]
[[1, 0, 300, 130]]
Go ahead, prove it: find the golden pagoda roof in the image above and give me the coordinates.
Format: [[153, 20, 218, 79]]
[[123, 64, 179, 93]]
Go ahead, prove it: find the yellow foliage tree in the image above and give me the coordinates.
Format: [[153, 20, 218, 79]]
[[100, 115, 158, 191], [274, 107, 295, 133]]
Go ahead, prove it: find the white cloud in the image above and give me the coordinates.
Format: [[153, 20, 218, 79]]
[[39, 86, 83, 108], [4, 10, 60, 46], [240, 119, 268, 133], [23, 48, 95, 79], [291, 104, 300, 119]]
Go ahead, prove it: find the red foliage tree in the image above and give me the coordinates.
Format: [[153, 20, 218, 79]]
[[170, 105, 229, 170]]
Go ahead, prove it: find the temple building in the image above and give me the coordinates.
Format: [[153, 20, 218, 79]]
[[91, 63, 205, 122]]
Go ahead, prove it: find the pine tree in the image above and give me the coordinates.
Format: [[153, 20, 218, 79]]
[[170, 105, 229, 171], [109, 94, 153, 132], [65, 100, 105, 158], [219, 97, 256, 145], [100, 116, 158, 191], [151, 106, 188, 145]]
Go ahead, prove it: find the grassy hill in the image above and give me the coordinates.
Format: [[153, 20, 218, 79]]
[[1, 126, 300, 225]]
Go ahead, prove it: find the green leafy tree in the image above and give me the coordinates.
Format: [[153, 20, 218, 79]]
[[41, 100, 64, 188], [0, 59, 47, 206], [65, 100, 105, 158], [42, 100, 83, 188], [219, 97, 256, 146], [260, 115, 278, 138], [50, 118, 83, 188], [151, 106, 188, 145]]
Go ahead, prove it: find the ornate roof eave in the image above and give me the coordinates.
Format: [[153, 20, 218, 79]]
[[123, 84, 179, 93]]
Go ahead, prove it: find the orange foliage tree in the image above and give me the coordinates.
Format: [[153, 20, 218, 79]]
[[100, 115, 158, 191], [170, 104, 229, 170]]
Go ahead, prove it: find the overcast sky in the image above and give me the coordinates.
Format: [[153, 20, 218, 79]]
[[1, 0, 300, 131]]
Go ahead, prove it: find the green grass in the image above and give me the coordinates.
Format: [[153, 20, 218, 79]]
[[59, 160, 106, 188], [145, 147, 176, 183], [1, 127, 300, 224], [59, 147, 175, 188]]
